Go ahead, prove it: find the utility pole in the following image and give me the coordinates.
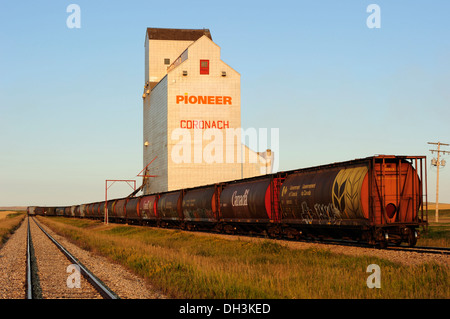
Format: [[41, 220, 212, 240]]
[[428, 142, 449, 222]]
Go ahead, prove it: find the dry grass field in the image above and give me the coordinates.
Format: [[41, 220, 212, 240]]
[[0, 211, 25, 246], [420, 207, 450, 247], [0, 211, 22, 220], [37, 216, 449, 299], [426, 203, 450, 210]]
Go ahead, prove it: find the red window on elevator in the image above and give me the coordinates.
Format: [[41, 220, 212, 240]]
[[200, 60, 209, 75]]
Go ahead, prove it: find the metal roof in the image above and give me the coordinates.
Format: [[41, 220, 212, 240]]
[[146, 27, 212, 41]]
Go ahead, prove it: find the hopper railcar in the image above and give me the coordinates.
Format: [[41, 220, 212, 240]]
[[30, 155, 427, 247], [182, 185, 220, 231], [139, 194, 159, 226], [27, 206, 36, 216], [278, 155, 426, 246]]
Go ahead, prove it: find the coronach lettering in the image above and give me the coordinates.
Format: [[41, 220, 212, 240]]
[[180, 120, 229, 130]]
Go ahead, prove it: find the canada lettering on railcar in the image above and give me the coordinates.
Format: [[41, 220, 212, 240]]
[[231, 189, 249, 207]]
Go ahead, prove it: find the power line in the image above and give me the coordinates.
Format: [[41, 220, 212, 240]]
[[428, 141, 450, 222]]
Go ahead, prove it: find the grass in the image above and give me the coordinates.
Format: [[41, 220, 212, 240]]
[[0, 211, 25, 247], [37, 216, 449, 299], [419, 209, 450, 247]]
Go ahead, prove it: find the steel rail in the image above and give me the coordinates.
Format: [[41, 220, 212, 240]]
[[414, 245, 450, 251], [179, 225, 450, 254], [26, 217, 33, 299], [30, 217, 118, 299], [387, 244, 450, 255], [270, 234, 450, 254]]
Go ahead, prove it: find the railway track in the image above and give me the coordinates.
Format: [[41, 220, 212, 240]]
[[284, 235, 450, 255], [180, 225, 450, 257], [386, 244, 450, 255], [26, 216, 118, 299], [277, 235, 450, 255]]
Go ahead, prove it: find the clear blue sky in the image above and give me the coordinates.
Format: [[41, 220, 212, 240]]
[[1, 0, 449, 206]]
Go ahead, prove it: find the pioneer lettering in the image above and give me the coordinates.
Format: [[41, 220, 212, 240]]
[[176, 94, 232, 105]]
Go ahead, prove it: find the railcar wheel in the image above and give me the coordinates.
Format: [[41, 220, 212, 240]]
[[377, 241, 388, 249], [407, 229, 418, 247], [223, 224, 236, 235], [267, 226, 281, 238]]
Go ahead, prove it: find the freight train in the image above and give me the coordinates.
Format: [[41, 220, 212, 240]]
[[28, 155, 428, 248]]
